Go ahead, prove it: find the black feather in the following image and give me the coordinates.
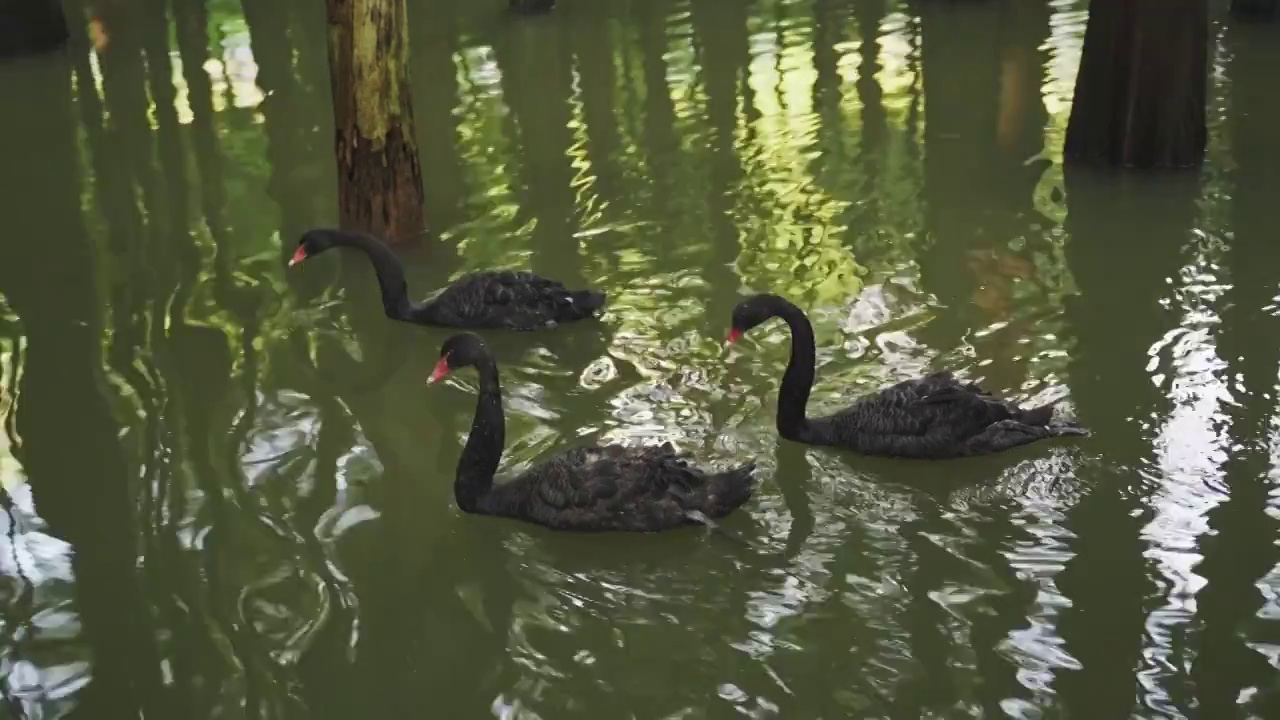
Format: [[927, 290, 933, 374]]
[[435, 333, 757, 532], [292, 229, 605, 331], [729, 294, 1089, 459]]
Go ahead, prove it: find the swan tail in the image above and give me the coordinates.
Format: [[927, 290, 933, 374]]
[[1018, 402, 1058, 426], [702, 462, 757, 518], [1048, 421, 1090, 437], [1019, 401, 1090, 437]]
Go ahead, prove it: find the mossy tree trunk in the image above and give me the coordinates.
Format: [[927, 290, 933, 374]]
[[1064, 0, 1209, 169], [0, 0, 67, 58], [324, 0, 426, 245]]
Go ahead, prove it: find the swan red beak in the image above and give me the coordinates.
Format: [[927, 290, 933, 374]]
[[288, 246, 308, 267], [726, 328, 743, 345], [428, 356, 451, 384]]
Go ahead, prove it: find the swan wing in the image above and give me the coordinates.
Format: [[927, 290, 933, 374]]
[[521, 444, 703, 529], [833, 373, 1007, 437]]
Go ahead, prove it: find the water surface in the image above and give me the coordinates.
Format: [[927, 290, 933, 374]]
[[0, 0, 1278, 717]]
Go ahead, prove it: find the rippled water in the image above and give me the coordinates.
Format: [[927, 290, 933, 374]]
[[1, 0, 1278, 717]]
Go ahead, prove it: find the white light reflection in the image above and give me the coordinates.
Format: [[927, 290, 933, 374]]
[[1141, 243, 1233, 713]]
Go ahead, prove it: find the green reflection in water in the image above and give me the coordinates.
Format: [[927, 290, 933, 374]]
[[1, 0, 1279, 718]]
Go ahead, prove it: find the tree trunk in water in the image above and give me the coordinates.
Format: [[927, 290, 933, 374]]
[[1064, 0, 1208, 169], [324, 0, 426, 245], [0, 0, 68, 58], [0, 49, 166, 719], [1232, 0, 1277, 19]]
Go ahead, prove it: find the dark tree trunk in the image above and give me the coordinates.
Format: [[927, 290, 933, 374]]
[[1188, 21, 1280, 718], [573, 0, 622, 206], [1231, 0, 1277, 19], [411, 0, 466, 235], [324, 0, 426, 245], [1064, 0, 1209, 169], [690, 0, 750, 334], [916, 0, 1001, 351], [0, 0, 68, 58], [1057, 169, 1197, 717], [0, 50, 165, 720], [811, 0, 850, 170], [492, 14, 578, 283], [241, 0, 325, 273]]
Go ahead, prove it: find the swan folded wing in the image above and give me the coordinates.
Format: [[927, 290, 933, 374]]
[[424, 274, 487, 310], [910, 384, 990, 407], [419, 272, 552, 326], [828, 375, 1008, 438], [428, 271, 536, 303], [893, 371, 989, 401], [479, 271, 568, 304], [527, 445, 705, 523], [907, 384, 1017, 437], [832, 401, 933, 436]]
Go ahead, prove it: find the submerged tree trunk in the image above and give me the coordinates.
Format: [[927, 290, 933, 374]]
[[324, 0, 426, 245], [0, 0, 68, 58], [0, 48, 168, 718], [1232, 0, 1277, 19], [1064, 0, 1208, 169]]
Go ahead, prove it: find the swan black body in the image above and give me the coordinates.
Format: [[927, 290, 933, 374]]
[[728, 294, 1089, 459], [290, 229, 605, 330], [430, 333, 756, 531]]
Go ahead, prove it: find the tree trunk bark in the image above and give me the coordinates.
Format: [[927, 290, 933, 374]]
[[0, 0, 68, 58], [324, 0, 426, 245], [1064, 0, 1208, 169], [1231, 0, 1278, 19]]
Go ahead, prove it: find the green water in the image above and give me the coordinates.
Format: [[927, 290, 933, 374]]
[[1, 0, 1278, 717]]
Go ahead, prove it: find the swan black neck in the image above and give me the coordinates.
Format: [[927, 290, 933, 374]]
[[329, 231, 421, 320], [771, 298, 816, 441], [455, 355, 504, 513]]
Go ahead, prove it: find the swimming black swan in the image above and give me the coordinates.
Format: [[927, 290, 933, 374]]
[[429, 333, 757, 531], [289, 229, 605, 330], [727, 294, 1089, 459]]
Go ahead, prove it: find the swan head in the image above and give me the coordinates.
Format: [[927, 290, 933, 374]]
[[289, 229, 337, 267], [430, 333, 490, 383], [290, 228, 353, 267], [727, 293, 790, 344]]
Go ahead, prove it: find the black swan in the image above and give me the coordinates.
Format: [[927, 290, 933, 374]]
[[429, 333, 757, 531], [289, 229, 605, 330], [726, 294, 1089, 459]]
